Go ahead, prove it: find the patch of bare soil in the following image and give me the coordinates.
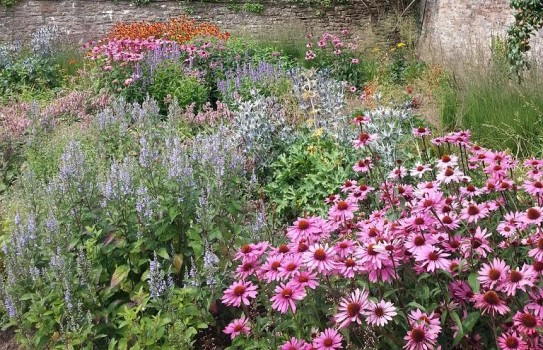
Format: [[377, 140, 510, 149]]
[[0, 328, 19, 350]]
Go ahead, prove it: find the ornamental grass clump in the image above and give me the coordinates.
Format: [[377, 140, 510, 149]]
[[220, 117, 543, 348]]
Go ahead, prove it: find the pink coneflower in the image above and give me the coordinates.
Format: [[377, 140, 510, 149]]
[[328, 200, 358, 221], [305, 50, 316, 60], [271, 282, 307, 314], [387, 166, 408, 180], [351, 58, 359, 64], [352, 115, 370, 125], [291, 270, 319, 290], [303, 243, 338, 272], [412, 127, 431, 137], [260, 255, 284, 282], [415, 247, 450, 272], [405, 233, 434, 256], [501, 265, 534, 296], [497, 332, 528, 350], [221, 280, 258, 307], [410, 164, 432, 178], [526, 289, 543, 317], [287, 217, 322, 243], [524, 157, 543, 169], [449, 280, 474, 303], [335, 288, 369, 328], [341, 179, 357, 192], [436, 154, 458, 170], [235, 257, 260, 280], [353, 158, 373, 173], [278, 254, 303, 279], [463, 227, 493, 258], [313, 328, 343, 350], [223, 315, 250, 339], [472, 290, 510, 315], [403, 325, 438, 350], [337, 256, 363, 278], [478, 258, 509, 290], [497, 221, 517, 238], [436, 167, 464, 184], [521, 206, 543, 225], [281, 337, 310, 350], [349, 86, 357, 93], [363, 300, 397, 327], [528, 237, 543, 260], [334, 240, 356, 257], [408, 309, 442, 334], [234, 242, 269, 261], [460, 202, 489, 223], [352, 132, 377, 148], [460, 184, 484, 198], [513, 310, 542, 336]]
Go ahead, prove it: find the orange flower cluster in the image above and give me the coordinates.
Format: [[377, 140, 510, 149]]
[[106, 16, 230, 44]]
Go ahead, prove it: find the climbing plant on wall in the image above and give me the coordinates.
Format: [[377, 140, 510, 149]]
[[507, 0, 543, 74]]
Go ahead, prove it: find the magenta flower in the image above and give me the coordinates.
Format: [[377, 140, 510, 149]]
[[460, 202, 489, 223], [363, 300, 397, 327], [281, 337, 311, 350], [334, 288, 369, 329], [328, 200, 358, 221], [501, 264, 534, 296], [513, 310, 542, 336], [223, 315, 250, 339], [303, 243, 338, 272], [352, 132, 377, 148], [221, 280, 258, 307], [472, 290, 510, 315], [497, 332, 528, 350], [287, 217, 322, 243], [313, 328, 343, 350], [290, 271, 319, 290], [270, 282, 307, 314], [521, 206, 543, 225], [528, 237, 543, 260], [403, 325, 438, 350], [415, 247, 450, 272], [412, 127, 431, 137], [478, 258, 509, 290]]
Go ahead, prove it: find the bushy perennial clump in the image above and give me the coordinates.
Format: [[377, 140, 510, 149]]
[[220, 121, 543, 349]]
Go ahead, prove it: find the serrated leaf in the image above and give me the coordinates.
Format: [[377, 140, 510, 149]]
[[111, 265, 130, 288]]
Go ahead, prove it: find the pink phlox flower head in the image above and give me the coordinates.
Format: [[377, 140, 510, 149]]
[[363, 299, 397, 327], [221, 280, 258, 307], [334, 288, 370, 328], [223, 315, 250, 340], [312, 328, 343, 350], [270, 281, 307, 314]]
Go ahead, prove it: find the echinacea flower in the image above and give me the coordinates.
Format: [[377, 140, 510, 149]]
[[221, 280, 258, 307], [403, 325, 438, 350], [223, 315, 250, 339], [415, 247, 450, 272], [270, 282, 307, 314], [521, 207, 543, 225], [478, 258, 509, 290], [328, 200, 358, 221], [281, 337, 311, 350], [313, 328, 343, 350], [303, 243, 338, 273], [363, 300, 397, 327], [335, 288, 369, 328], [352, 132, 377, 148], [501, 265, 534, 296], [472, 290, 510, 315], [513, 310, 542, 336], [287, 217, 322, 243], [497, 332, 528, 350], [412, 127, 431, 137]]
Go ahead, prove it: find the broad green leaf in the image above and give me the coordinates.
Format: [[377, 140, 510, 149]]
[[468, 272, 480, 294], [111, 265, 130, 288]]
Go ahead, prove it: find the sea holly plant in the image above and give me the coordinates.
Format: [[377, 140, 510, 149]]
[[220, 118, 543, 349]]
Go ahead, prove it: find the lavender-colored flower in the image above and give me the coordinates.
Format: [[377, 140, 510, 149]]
[[149, 252, 166, 298], [136, 186, 153, 220]]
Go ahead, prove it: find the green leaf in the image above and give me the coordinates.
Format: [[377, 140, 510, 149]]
[[468, 272, 480, 294], [407, 302, 426, 311], [156, 248, 170, 260], [451, 311, 464, 347], [111, 265, 130, 288], [462, 311, 481, 334]]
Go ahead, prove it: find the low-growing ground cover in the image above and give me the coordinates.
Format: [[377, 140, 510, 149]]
[[1, 12, 543, 350]]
